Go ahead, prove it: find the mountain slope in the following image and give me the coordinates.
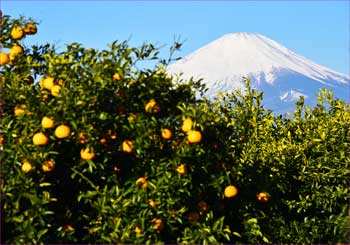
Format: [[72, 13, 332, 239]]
[[167, 33, 349, 113]]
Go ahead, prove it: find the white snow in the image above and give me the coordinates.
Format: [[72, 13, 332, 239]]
[[166, 32, 349, 113]]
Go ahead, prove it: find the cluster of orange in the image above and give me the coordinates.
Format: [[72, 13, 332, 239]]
[[0, 23, 37, 66]]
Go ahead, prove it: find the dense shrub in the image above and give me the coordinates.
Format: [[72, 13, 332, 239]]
[[1, 15, 349, 244]]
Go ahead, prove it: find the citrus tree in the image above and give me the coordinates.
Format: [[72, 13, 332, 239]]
[[1, 14, 349, 244]]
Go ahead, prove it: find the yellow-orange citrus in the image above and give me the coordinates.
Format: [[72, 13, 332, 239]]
[[148, 199, 156, 208], [51, 85, 61, 96], [176, 164, 188, 175], [0, 137, 4, 144], [10, 26, 24, 40], [136, 177, 148, 189], [14, 105, 26, 116], [40, 77, 55, 90], [21, 160, 32, 173], [100, 138, 107, 145], [257, 192, 269, 202], [121, 140, 133, 153], [80, 148, 95, 160], [24, 22, 37, 35], [41, 116, 55, 129], [161, 128, 172, 140], [0, 52, 9, 66], [224, 185, 238, 198], [134, 226, 142, 234], [198, 200, 209, 212], [9, 45, 24, 60], [42, 160, 55, 172], [151, 218, 164, 233], [181, 118, 193, 132], [33, 132, 49, 146], [145, 99, 160, 113], [55, 125, 71, 139], [113, 73, 122, 81], [187, 130, 202, 143]]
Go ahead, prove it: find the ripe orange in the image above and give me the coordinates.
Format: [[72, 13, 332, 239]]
[[100, 138, 107, 145], [0, 52, 9, 66], [134, 226, 142, 234], [0, 137, 4, 144], [110, 134, 117, 140], [121, 140, 133, 153], [113, 73, 122, 81], [113, 165, 121, 172], [181, 118, 193, 132], [151, 218, 164, 233], [51, 85, 61, 96], [33, 132, 49, 146], [24, 22, 37, 35], [55, 125, 71, 139], [42, 160, 55, 172], [198, 200, 209, 212], [176, 164, 188, 175], [136, 177, 148, 189], [188, 212, 200, 222], [257, 192, 269, 202], [224, 185, 238, 198], [64, 225, 74, 232], [161, 128, 172, 140], [10, 26, 24, 40], [14, 105, 26, 116], [21, 160, 32, 173], [78, 132, 87, 144], [148, 199, 156, 208], [40, 77, 55, 90], [145, 99, 160, 113], [9, 45, 24, 60], [187, 130, 202, 143], [80, 148, 95, 160], [41, 116, 55, 129]]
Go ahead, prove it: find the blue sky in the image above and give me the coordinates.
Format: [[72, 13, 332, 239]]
[[2, 1, 349, 74]]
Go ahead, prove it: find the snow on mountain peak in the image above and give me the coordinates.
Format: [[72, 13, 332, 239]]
[[167, 33, 349, 113]]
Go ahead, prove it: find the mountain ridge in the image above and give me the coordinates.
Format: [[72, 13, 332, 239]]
[[167, 32, 349, 113]]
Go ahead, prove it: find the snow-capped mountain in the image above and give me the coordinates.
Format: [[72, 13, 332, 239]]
[[167, 32, 349, 113]]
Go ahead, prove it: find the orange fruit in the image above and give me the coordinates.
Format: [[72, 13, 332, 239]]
[[148, 199, 156, 208], [0, 137, 4, 144], [100, 138, 107, 145], [24, 22, 37, 35], [188, 212, 200, 222], [0, 52, 9, 66], [9, 45, 24, 60], [113, 73, 122, 81], [181, 118, 193, 132], [257, 192, 269, 202], [33, 132, 49, 146], [121, 140, 133, 153], [136, 177, 148, 189], [51, 85, 61, 96], [40, 77, 55, 90], [10, 26, 24, 40], [80, 148, 95, 160], [151, 218, 164, 233], [21, 160, 32, 173], [42, 160, 55, 172], [113, 165, 121, 172], [78, 132, 87, 144], [145, 99, 160, 113], [161, 128, 172, 140], [55, 125, 71, 139], [198, 200, 209, 212], [134, 226, 142, 234], [41, 116, 55, 129], [224, 185, 238, 198], [14, 105, 26, 116], [64, 225, 74, 232], [110, 134, 117, 140], [187, 130, 202, 143], [176, 164, 188, 175]]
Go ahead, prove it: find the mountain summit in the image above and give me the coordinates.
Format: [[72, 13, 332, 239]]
[[167, 33, 349, 113]]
